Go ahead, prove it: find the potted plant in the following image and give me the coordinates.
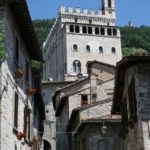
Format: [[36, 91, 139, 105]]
[[15, 68, 24, 78], [27, 85, 37, 96], [16, 132, 25, 141]]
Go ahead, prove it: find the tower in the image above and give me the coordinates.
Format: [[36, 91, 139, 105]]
[[102, 0, 116, 18], [43, 0, 122, 82]]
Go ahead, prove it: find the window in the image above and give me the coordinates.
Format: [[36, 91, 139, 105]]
[[107, 28, 112, 36], [101, 28, 105, 35], [14, 92, 18, 128], [82, 26, 87, 34], [111, 47, 116, 53], [73, 60, 81, 74], [26, 60, 29, 82], [70, 25, 74, 32], [128, 78, 137, 121], [27, 110, 31, 139], [108, 0, 112, 8], [113, 29, 117, 36], [86, 45, 90, 52], [88, 27, 92, 34], [95, 27, 99, 35], [75, 26, 80, 33], [73, 44, 78, 51], [99, 46, 103, 53], [81, 95, 88, 106], [15, 36, 19, 63]]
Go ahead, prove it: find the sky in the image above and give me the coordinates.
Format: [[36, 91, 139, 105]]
[[26, 0, 150, 27]]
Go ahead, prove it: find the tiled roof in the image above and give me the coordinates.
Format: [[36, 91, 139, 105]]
[[81, 114, 121, 121]]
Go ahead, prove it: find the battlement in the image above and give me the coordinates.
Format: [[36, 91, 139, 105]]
[[59, 6, 103, 16]]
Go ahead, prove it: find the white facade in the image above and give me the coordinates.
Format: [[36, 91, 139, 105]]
[[43, 0, 122, 81]]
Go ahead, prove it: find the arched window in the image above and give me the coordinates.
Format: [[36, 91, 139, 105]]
[[73, 60, 81, 74], [101, 28, 105, 35], [113, 29, 117, 36], [70, 25, 74, 33], [95, 27, 99, 35], [82, 26, 87, 34], [99, 46, 103, 53], [112, 47, 116, 53], [88, 27, 92, 34], [86, 45, 90, 52], [108, 0, 112, 8], [73, 44, 78, 51], [75, 26, 80, 33], [107, 28, 112, 36]]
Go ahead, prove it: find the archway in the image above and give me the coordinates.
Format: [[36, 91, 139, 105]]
[[43, 140, 51, 150]]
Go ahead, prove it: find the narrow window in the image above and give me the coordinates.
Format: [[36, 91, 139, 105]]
[[81, 95, 88, 106], [82, 26, 87, 34], [73, 44, 78, 51], [113, 29, 117, 36], [14, 92, 18, 128], [99, 46, 103, 53], [88, 27, 92, 34], [128, 78, 137, 120], [73, 60, 81, 74], [100, 28, 105, 35], [75, 26, 80, 33], [108, 0, 112, 8], [111, 47, 116, 53], [86, 45, 90, 52], [26, 60, 29, 82], [70, 25, 74, 33], [27, 110, 31, 139], [95, 27, 99, 35], [15, 36, 19, 63], [107, 28, 112, 36]]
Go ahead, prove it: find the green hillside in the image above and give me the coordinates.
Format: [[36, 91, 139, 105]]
[[33, 19, 150, 56]]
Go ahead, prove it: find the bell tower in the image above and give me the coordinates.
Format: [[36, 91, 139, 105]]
[[101, 0, 115, 18]]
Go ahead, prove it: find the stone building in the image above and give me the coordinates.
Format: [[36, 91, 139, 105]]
[[42, 1, 122, 148], [43, 0, 122, 82], [52, 61, 116, 150], [0, 1, 45, 150], [112, 55, 150, 150]]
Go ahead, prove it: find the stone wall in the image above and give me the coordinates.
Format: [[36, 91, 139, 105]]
[[0, 5, 35, 150]]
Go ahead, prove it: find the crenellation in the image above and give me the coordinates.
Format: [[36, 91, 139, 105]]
[[68, 6, 73, 13], [75, 7, 80, 13], [59, 6, 115, 21], [83, 8, 88, 14]]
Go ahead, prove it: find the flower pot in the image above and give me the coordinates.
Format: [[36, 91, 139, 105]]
[[27, 86, 37, 96], [15, 68, 24, 78], [16, 132, 24, 141]]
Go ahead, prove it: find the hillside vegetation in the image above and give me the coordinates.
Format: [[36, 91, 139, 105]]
[[33, 19, 150, 57]]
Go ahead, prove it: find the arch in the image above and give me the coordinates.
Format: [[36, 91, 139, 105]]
[[107, 28, 112, 36], [73, 60, 81, 74], [113, 29, 117, 36], [111, 47, 116, 53], [88, 27, 92, 34], [82, 26, 87, 34], [70, 25, 74, 33], [75, 25, 80, 33], [108, 0, 112, 8], [43, 140, 51, 150], [100, 28, 105, 35], [73, 44, 78, 51], [99, 46, 103, 53], [95, 27, 99, 35], [86, 45, 91, 52]]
